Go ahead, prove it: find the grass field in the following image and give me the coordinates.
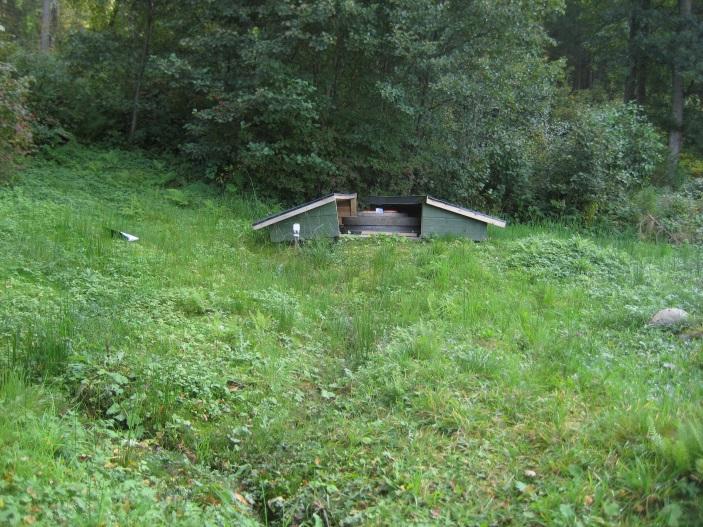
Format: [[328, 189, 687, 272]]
[[1, 145, 702, 526]]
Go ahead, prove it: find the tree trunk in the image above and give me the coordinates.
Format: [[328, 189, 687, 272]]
[[128, 0, 155, 142], [636, 63, 647, 105], [40, 0, 58, 52], [624, 0, 649, 105], [667, 0, 691, 177], [109, 0, 122, 29], [624, 6, 639, 102], [574, 52, 592, 90], [668, 66, 684, 174]]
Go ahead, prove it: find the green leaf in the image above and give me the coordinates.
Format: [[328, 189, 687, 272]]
[[108, 372, 129, 385], [559, 504, 574, 519], [603, 501, 619, 517], [320, 389, 335, 400], [663, 503, 683, 527], [106, 402, 121, 415]]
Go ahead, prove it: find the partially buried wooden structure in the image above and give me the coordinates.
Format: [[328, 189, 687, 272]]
[[252, 193, 506, 242]]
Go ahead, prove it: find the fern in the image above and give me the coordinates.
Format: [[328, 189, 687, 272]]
[[647, 416, 665, 450]]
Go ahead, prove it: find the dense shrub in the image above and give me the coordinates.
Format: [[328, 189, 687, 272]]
[[534, 102, 665, 220], [632, 180, 703, 244], [0, 61, 32, 183], [11, 34, 133, 144]]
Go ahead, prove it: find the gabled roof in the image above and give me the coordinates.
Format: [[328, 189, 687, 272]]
[[367, 195, 506, 228], [425, 196, 506, 228], [252, 193, 356, 230], [252, 193, 506, 230]]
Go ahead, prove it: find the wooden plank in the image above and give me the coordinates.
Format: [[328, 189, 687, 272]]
[[340, 232, 420, 238], [343, 225, 419, 234], [359, 231, 419, 237], [366, 196, 425, 206], [337, 200, 352, 219], [357, 211, 407, 216], [342, 216, 420, 227]]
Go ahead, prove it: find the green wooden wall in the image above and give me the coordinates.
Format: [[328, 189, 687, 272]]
[[268, 201, 340, 242], [420, 204, 488, 241]]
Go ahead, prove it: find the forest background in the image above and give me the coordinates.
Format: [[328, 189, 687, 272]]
[[1, 0, 702, 241]]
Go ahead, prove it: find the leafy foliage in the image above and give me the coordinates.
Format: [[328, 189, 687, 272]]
[[632, 180, 703, 244], [0, 375, 258, 526], [535, 101, 665, 218], [4, 0, 699, 230], [0, 61, 32, 184], [548, 0, 703, 157], [170, 0, 563, 205], [504, 235, 630, 279]]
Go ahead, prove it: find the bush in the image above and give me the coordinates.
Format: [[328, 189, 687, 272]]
[[632, 180, 703, 244], [536, 102, 665, 220], [0, 61, 33, 184], [11, 35, 132, 144]]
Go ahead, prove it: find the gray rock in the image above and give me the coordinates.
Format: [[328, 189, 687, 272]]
[[649, 308, 689, 326]]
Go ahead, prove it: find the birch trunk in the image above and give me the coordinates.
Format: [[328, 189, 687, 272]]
[[128, 0, 155, 142], [40, 0, 54, 52]]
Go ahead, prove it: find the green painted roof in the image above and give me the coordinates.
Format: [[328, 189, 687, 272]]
[[252, 193, 356, 230]]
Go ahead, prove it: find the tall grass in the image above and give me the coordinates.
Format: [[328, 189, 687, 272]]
[[1, 315, 74, 383], [1, 145, 701, 526]]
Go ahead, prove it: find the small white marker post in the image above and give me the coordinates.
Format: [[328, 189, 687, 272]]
[[293, 223, 301, 248]]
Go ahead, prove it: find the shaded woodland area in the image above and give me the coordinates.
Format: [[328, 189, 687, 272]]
[[1, 1, 703, 234]]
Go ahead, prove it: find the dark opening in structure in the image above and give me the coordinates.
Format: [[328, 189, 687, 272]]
[[340, 196, 423, 237]]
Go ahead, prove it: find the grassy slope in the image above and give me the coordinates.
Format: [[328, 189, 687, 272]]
[[0, 145, 702, 526]]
